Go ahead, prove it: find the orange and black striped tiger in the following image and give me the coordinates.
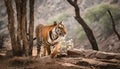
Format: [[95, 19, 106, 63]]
[[35, 21, 67, 58]]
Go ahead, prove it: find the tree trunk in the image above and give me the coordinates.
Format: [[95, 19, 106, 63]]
[[67, 0, 99, 51], [0, 35, 4, 49], [75, 16, 99, 51], [21, 0, 29, 56], [4, 0, 19, 56], [15, 0, 23, 56], [107, 10, 120, 40], [29, 0, 34, 56]]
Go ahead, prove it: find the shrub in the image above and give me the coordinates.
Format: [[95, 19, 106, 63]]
[[75, 28, 87, 42], [83, 4, 120, 36]]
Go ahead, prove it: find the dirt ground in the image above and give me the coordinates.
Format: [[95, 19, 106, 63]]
[[0, 54, 120, 69], [0, 47, 120, 69], [0, 47, 91, 69], [0, 56, 93, 69]]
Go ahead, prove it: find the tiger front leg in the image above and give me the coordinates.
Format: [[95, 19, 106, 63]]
[[46, 45, 51, 55], [42, 45, 51, 57], [51, 42, 60, 58], [44, 42, 58, 56]]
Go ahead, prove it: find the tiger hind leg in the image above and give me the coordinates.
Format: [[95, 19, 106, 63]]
[[43, 46, 47, 56], [37, 41, 42, 57]]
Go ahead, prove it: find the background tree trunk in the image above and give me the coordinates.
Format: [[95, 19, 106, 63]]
[[0, 35, 4, 49], [4, 0, 19, 56], [5, 0, 35, 56], [29, 0, 34, 56], [15, 0, 23, 56], [21, 0, 29, 56], [107, 10, 120, 40], [67, 0, 99, 51]]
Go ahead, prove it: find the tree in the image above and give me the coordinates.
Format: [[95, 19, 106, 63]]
[[4, 0, 20, 56], [21, 0, 29, 56], [4, 0, 34, 56], [29, 0, 34, 56], [67, 0, 99, 50], [15, 0, 23, 56], [107, 10, 120, 40], [0, 35, 4, 49]]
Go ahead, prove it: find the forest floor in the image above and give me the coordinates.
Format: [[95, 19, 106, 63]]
[[0, 56, 93, 69], [0, 48, 120, 69]]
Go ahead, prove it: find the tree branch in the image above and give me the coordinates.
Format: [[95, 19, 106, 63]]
[[67, 0, 80, 18], [67, 0, 76, 7], [107, 10, 120, 40]]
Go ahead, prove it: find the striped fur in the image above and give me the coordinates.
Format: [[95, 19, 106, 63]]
[[35, 21, 66, 58]]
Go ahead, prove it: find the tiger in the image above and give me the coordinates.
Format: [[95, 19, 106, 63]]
[[35, 21, 67, 58]]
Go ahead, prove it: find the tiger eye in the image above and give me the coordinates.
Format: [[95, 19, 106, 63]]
[[59, 24, 64, 28]]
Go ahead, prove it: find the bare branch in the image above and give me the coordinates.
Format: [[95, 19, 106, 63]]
[[107, 10, 120, 40], [74, 0, 77, 4], [67, 0, 80, 17], [67, 0, 75, 7]]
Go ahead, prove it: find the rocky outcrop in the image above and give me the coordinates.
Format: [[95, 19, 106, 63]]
[[63, 49, 120, 69], [67, 49, 120, 59]]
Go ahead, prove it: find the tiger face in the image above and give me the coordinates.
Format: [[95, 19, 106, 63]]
[[54, 21, 67, 37]]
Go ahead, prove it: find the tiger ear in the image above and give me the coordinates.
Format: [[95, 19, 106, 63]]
[[54, 21, 57, 26], [60, 21, 63, 24]]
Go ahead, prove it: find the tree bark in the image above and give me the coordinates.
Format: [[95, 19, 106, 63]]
[[0, 35, 4, 49], [15, 0, 23, 56], [4, 0, 19, 56], [67, 0, 99, 50], [107, 10, 120, 40], [21, 0, 29, 56], [29, 0, 34, 56]]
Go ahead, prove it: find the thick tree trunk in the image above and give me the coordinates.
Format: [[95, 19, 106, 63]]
[[107, 10, 120, 40], [15, 0, 23, 56], [21, 0, 29, 56], [67, 0, 99, 51], [4, 0, 19, 56], [29, 0, 34, 56], [0, 35, 4, 49]]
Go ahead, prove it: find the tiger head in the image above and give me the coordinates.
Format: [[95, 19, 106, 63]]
[[53, 21, 67, 37]]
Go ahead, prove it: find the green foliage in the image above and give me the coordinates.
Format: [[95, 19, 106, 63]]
[[84, 4, 120, 23], [76, 4, 120, 41], [83, 3, 120, 36], [75, 27, 87, 42], [47, 12, 70, 24]]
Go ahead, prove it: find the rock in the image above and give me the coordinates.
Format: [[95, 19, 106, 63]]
[[57, 53, 67, 58], [67, 49, 120, 60]]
